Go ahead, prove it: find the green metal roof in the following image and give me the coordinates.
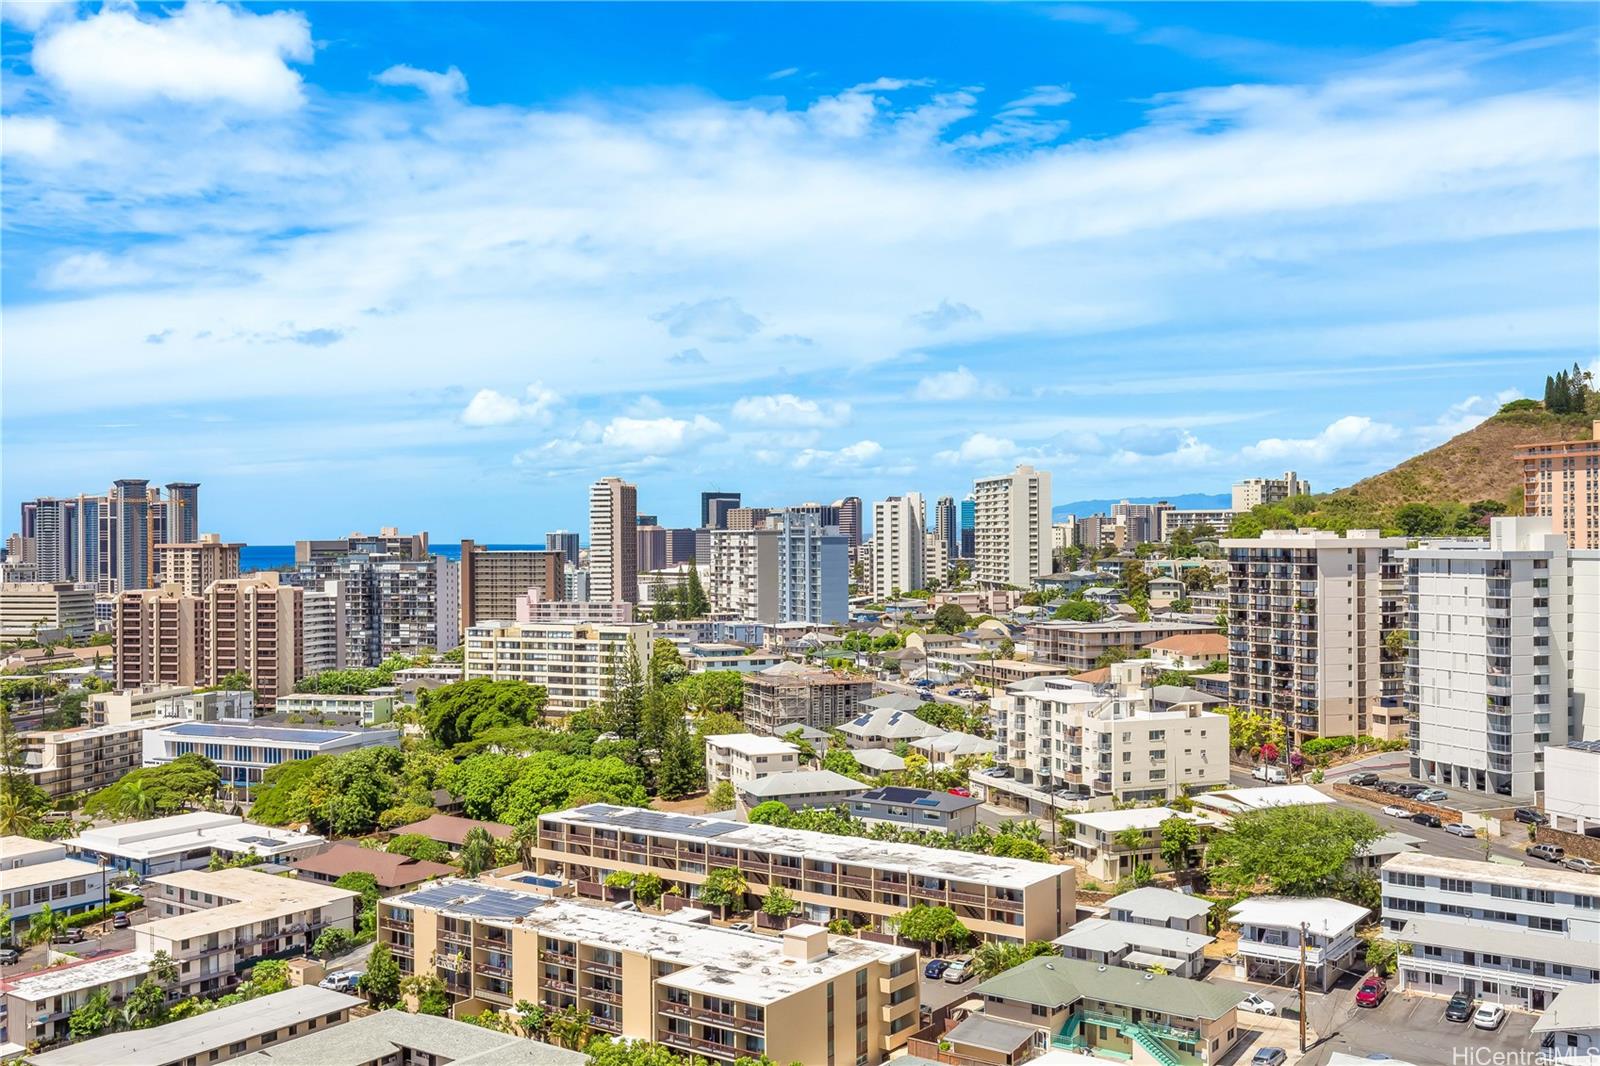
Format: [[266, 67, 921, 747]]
[[974, 957, 1244, 1022]]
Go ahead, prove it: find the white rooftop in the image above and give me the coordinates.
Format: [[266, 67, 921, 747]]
[[1193, 784, 1334, 815], [738, 769, 865, 798], [25, 986, 361, 1066], [1053, 916, 1213, 955], [910, 731, 999, 757], [1229, 896, 1368, 935], [1383, 851, 1600, 894], [0, 834, 62, 863], [1106, 887, 1214, 923], [547, 803, 1069, 891], [71, 811, 324, 861], [0, 952, 153, 1003], [5, 856, 107, 891], [141, 867, 358, 940], [231, 1010, 584, 1065], [1069, 807, 1216, 834], [705, 732, 800, 758]]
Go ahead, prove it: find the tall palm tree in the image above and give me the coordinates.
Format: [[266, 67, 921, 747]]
[[0, 791, 37, 836], [509, 822, 538, 868], [122, 779, 157, 820]]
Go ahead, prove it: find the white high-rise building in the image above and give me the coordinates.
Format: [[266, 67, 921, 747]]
[[1401, 517, 1600, 798], [300, 579, 347, 675], [870, 493, 925, 596], [972, 465, 1051, 589], [776, 511, 848, 624], [708, 527, 777, 621], [588, 477, 638, 603]]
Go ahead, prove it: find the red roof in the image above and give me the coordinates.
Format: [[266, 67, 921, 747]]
[[388, 813, 514, 846], [1145, 633, 1229, 657], [294, 841, 454, 888]]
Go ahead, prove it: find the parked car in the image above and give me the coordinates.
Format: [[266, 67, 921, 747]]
[[1348, 772, 1380, 787], [1411, 813, 1442, 829], [0, 947, 19, 966], [1529, 843, 1566, 863], [51, 928, 86, 944], [319, 971, 361, 992], [947, 787, 971, 798], [728, 922, 753, 932], [1355, 977, 1387, 1008], [919, 693, 936, 703], [1239, 992, 1278, 1016], [612, 900, 639, 911], [1382, 804, 1411, 818], [112, 912, 131, 929], [943, 956, 974, 983], [1445, 822, 1478, 838], [1563, 857, 1600, 875], [1396, 783, 1428, 798], [1374, 780, 1403, 794], [1415, 788, 1449, 803], [1252, 765, 1288, 784], [1445, 992, 1475, 1023], [1473, 1004, 1507, 1031], [1514, 807, 1549, 826], [923, 959, 950, 979], [1251, 1050, 1288, 1066]]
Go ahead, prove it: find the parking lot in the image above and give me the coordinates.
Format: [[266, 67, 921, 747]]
[[1300, 990, 1537, 1065]]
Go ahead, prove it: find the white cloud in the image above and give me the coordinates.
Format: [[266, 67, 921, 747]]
[[375, 64, 468, 101], [913, 366, 1005, 402], [910, 300, 982, 331], [651, 298, 762, 342], [731, 393, 850, 427], [1243, 415, 1402, 463], [1110, 431, 1221, 469], [600, 414, 722, 454], [2, 0, 74, 32], [460, 383, 560, 427], [32, 2, 313, 112], [766, 67, 800, 81], [792, 439, 883, 469], [935, 432, 1018, 465]]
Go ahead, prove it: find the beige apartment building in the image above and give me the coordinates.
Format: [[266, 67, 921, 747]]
[[458, 540, 566, 633], [535, 804, 1075, 944], [152, 533, 242, 596], [740, 662, 875, 735], [703, 732, 802, 786], [1221, 529, 1406, 743], [1517, 419, 1600, 549], [135, 867, 359, 998], [1231, 471, 1311, 512], [0, 580, 97, 640], [588, 477, 638, 603], [380, 880, 920, 1064], [1024, 618, 1217, 672], [89, 683, 193, 725], [972, 464, 1051, 589], [462, 620, 652, 714], [18, 720, 161, 798], [115, 573, 303, 699]]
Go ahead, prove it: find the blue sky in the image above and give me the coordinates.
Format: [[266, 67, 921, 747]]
[[2, 2, 1596, 541]]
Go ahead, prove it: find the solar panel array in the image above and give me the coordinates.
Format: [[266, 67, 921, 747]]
[[400, 882, 547, 920], [580, 804, 742, 839]]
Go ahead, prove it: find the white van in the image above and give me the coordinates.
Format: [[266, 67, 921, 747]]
[[1252, 765, 1288, 784]]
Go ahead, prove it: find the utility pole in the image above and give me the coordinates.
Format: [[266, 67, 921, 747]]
[[1298, 921, 1309, 1054]]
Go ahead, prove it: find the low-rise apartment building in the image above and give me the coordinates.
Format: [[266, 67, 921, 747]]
[[846, 786, 981, 835], [740, 662, 874, 735], [1066, 807, 1216, 883], [974, 956, 1244, 1064], [136, 868, 359, 998], [0, 951, 154, 1049], [1025, 619, 1217, 672], [142, 720, 400, 793], [1053, 915, 1214, 979], [0, 836, 107, 933], [19, 719, 161, 798], [230, 1009, 585, 1066], [992, 664, 1229, 804], [25, 985, 361, 1066], [462, 620, 653, 714], [515, 590, 635, 625], [535, 803, 1075, 944], [837, 704, 945, 749], [70, 811, 325, 877], [1230, 896, 1367, 993], [0, 580, 96, 640], [272, 692, 395, 725], [1379, 852, 1600, 1011], [734, 769, 865, 815], [702, 732, 801, 786], [379, 881, 921, 1064]]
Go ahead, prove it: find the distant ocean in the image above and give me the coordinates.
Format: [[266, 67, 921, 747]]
[[240, 543, 548, 573]]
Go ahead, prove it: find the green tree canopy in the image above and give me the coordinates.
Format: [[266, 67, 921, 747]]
[[446, 751, 648, 824], [420, 679, 549, 749], [891, 904, 970, 953], [387, 833, 451, 863], [361, 942, 402, 1008], [932, 603, 971, 634], [1207, 805, 1383, 896], [82, 753, 220, 820]]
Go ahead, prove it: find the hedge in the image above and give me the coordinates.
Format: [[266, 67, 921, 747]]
[[62, 892, 145, 929]]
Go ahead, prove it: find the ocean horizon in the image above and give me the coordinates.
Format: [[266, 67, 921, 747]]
[[240, 543, 549, 572]]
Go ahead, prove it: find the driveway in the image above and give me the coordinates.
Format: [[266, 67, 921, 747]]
[[1299, 990, 1536, 1066], [919, 966, 981, 1012]]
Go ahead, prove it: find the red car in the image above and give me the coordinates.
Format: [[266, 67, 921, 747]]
[[947, 787, 971, 798], [1355, 977, 1387, 1008]]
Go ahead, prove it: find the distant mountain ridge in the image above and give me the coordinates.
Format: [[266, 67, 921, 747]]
[[1052, 493, 1230, 520]]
